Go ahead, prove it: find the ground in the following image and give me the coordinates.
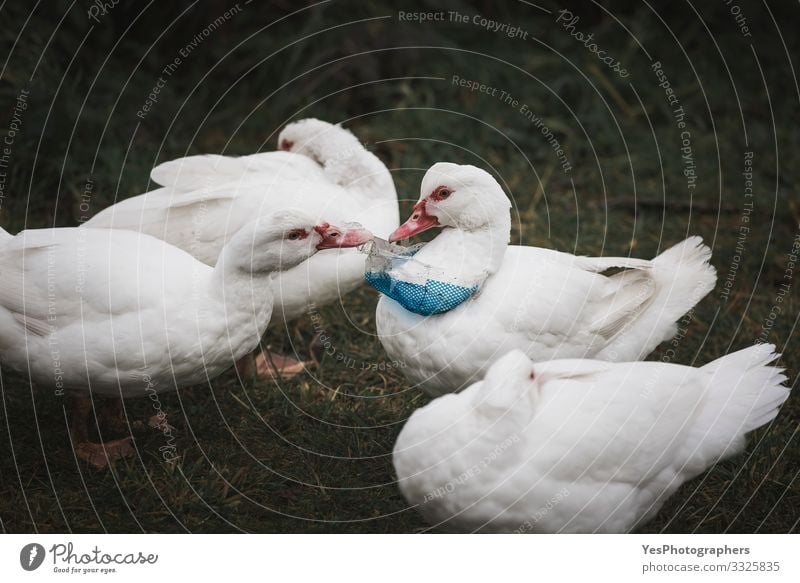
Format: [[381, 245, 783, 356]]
[[0, 1, 797, 533]]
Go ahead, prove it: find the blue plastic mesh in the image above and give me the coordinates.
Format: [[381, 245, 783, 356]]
[[361, 238, 482, 316]]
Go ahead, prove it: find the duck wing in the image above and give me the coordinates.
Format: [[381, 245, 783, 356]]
[[0, 228, 201, 331], [530, 360, 708, 485], [150, 152, 325, 192]]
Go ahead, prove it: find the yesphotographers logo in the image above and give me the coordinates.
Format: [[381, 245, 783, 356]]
[[20, 543, 46, 571]]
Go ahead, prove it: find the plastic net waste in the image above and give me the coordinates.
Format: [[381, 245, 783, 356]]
[[360, 237, 485, 316]]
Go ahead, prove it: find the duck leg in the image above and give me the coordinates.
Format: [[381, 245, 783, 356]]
[[69, 394, 135, 468], [253, 350, 310, 379], [308, 329, 326, 365], [234, 352, 256, 380], [145, 407, 175, 433], [103, 396, 175, 434], [101, 397, 140, 433]]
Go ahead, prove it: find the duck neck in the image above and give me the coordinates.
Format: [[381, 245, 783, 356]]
[[207, 231, 283, 320], [418, 218, 510, 282], [210, 259, 276, 314], [312, 135, 396, 205], [208, 264, 274, 336], [197, 258, 275, 360]]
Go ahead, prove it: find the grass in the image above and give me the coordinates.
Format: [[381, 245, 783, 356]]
[[0, 0, 798, 533]]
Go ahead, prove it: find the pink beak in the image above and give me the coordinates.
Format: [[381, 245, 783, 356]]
[[314, 223, 374, 250], [388, 200, 440, 242]]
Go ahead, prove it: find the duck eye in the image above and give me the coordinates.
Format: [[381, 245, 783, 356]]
[[529, 371, 536, 380], [287, 229, 305, 240]]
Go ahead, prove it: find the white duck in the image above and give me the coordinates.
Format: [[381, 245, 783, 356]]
[[376, 163, 717, 396], [86, 118, 398, 376], [394, 346, 789, 533], [0, 214, 371, 467]]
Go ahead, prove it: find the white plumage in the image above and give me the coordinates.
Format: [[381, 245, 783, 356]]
[[0, 214, 371, 466], [377, 163, 717, 395], [86, 118, 399, 323], [393, 345, 789, 533], [0, 212, 366, 397]]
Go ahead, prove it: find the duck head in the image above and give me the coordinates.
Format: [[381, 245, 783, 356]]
[[390, 163, 512, 242], [225, 210, 373, 274], [277, 118, 359, 159], [471, 350, 540, 418]]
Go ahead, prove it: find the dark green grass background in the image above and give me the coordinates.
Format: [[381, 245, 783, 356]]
[[0, 0, 797, 533]]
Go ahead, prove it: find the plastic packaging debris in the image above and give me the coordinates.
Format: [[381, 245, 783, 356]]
[[361, 237, 486, 316]]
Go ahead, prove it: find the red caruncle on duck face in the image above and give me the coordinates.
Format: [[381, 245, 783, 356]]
[[314, 222, 374, 250], [388, 185, 454, 242]]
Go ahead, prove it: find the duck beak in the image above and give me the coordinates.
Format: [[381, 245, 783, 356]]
[[388, 200, 440, 242], [315, 223, 374, 250]]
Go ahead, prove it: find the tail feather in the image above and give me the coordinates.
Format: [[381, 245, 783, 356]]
[[683, 344, 789, 473], [596, 236, 717, 361], [0, 226, 12, 241], [650, 235, 717, 318], [700, 343, 789, 433]]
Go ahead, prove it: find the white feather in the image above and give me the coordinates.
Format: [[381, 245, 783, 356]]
[[87, 118, 399, 322], [393, 346, 789, 533], [377, 164, 717, 395], [0, 213, 325, 397]]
